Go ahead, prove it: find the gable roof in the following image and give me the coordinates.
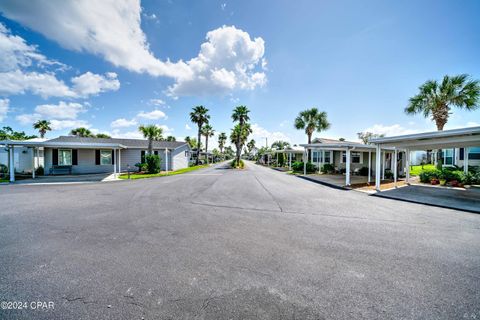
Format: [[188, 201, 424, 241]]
[[46, 136, 188, 149]]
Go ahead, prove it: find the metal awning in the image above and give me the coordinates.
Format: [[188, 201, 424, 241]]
[[1, 140, 127, 149], [370, 126, 480, 150]]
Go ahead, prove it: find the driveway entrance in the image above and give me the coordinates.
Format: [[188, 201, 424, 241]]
[[374, 185, 480, 213]]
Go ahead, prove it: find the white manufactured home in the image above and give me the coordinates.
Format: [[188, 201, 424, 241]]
[[1, 136, 191, 182]]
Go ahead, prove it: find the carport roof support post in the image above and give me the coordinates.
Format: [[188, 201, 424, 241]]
[[464, 147, 469, 174], [394, 149, 398, 187], [9, 145, 14, 182], [368, 150, 371, 184], [345, 148, 351, 186], [375, 145, 381, 191], [303, 148, 307, 175], [406, 148, 410, 184]]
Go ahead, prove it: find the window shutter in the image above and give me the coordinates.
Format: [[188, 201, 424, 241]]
[[459, 148, 464, 160], [111, 150, 115, 165], [154, 150, 159, 156], [95, 150, 100, 165], [141, 150, 145, 163], [72, 149, 78, 165], [52, 149, 58, 165]]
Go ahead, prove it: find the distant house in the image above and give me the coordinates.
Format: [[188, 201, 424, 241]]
[[305, 138, 402, 174], [1, 136, 191, 181]]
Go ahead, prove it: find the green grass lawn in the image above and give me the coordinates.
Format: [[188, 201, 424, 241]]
[[119, 164, 210, 180], [409, 164, 436, 176], [0, 179, 9, 183]]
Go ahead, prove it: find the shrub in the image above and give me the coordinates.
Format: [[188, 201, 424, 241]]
[[0, 164, 7, 178], [440, 169, 463, 182], [291, 161, 316, 173], [358, 166, 369, 176], [35, 165, 44, 176], [145, 154, 161, 174], [385, 169, 393, 180], [419, 169, 441, 183], [321, 163, 335, 174], [231, 159, 244, 168], [134, 162, 147, 172]]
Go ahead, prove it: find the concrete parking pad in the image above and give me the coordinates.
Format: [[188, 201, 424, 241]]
[[374, 185, 480, 213]]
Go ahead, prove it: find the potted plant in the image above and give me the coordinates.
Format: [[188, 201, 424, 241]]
[[430, 178, 439, 185]]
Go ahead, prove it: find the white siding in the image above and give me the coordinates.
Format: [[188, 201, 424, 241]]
[[171, 145, 189, 170]]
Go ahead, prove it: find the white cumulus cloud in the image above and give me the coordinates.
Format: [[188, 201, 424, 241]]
[[35, 101, 86, 120], [0, 23, 120, 98], [250, 123, 291, 147], [50, 119, 90, 131], [361, 124, 421, 137], [111, 118, 138, 128], [0, 98, 10, 121], [136, 109, 166, 120], [71, 72, 120, 97], [0, 2, 267, 97], [0, 0, 191, 79], [167, 25, 266, 97]]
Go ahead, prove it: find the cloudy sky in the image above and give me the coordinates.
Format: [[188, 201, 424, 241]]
[[0, 0, 479, 147]]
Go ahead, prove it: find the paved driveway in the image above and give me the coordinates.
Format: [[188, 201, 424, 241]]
[[375, 184, 480, 213], [1, 161, 479, 319]]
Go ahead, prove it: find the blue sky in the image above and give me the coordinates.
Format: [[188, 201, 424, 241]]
[[0, 0, 479, 148]]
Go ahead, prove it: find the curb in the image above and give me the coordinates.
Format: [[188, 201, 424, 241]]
[[296, 175, 349, 191], [371, 193, 480, 214]]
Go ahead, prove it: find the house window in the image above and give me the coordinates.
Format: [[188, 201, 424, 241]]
[[324, 151, 331, 164], [100, 150, 112, 165], [342, 151, 361, 163], [469, 147, 480, 160], [58, 149, 72, 166], [312, 151, 319, 163], [442, 149, 454, 165]]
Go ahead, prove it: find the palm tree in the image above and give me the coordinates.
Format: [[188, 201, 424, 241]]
[[231, 105, 250, 165], [95, 133, 111, 138], [166, 136, 176, 142], [70, 127, 94, 137], [247, 139, 256, 153], [294, 108, 330, 144], [218, 132, 227, 154], [201, 124, 215, 164], [138, 124, 163, 154], [190, 106, 210, 165], [230, 123, 252, 164], [271, 140, 290, 150], [33, 120, 51, 139], [405, 74, 480, 130], [294, 108, 330, 160]]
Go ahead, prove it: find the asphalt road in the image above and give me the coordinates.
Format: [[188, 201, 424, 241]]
[[1, 161, 479, 319]]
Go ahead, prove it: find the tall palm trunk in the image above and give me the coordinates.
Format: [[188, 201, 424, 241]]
[[148, 139, 153, 154], [306, 132, 313, 162], [40, 130, 45, 138], [205, 136, 209, 164], [433, 104, 449, 131], [196, 125, 202, 165], [235, 120, 244, 165]]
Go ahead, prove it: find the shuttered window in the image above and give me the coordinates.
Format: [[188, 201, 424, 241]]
[[72, 149, 78, 165], [52, 149, 58, 165], [95, 150, 100, 165]]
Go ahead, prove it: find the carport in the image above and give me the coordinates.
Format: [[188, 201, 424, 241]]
[[2, 140, 126, 182], [371, 126, 480, 191], [301, 142, 400, 187]]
